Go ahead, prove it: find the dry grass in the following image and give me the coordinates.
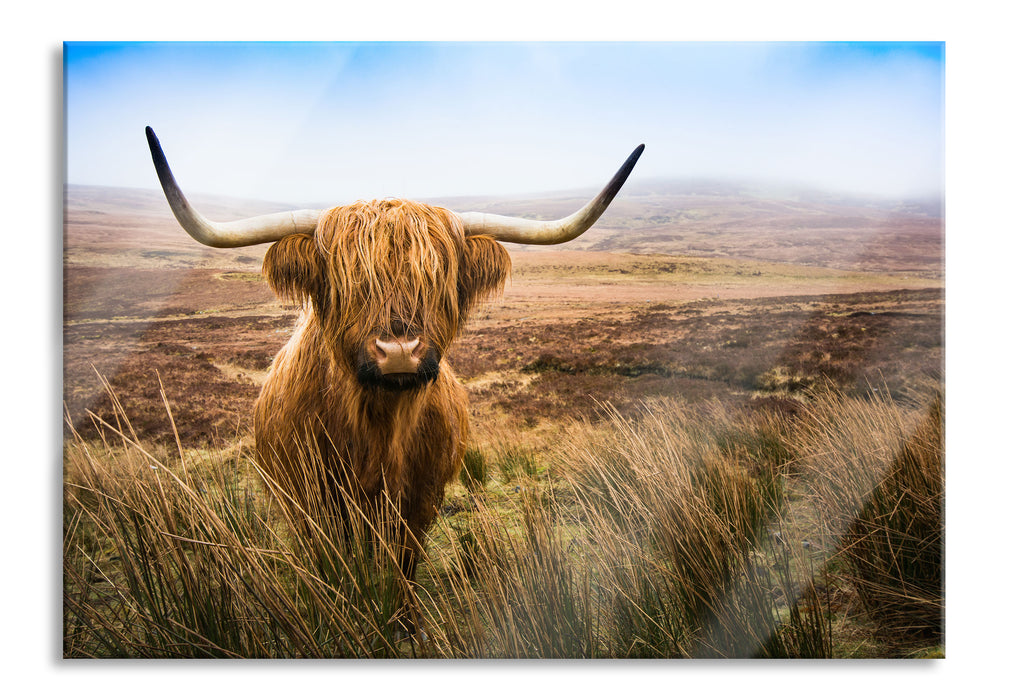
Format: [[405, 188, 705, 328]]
[[63, 378, 943, 658], [790, 386, 944, 652]]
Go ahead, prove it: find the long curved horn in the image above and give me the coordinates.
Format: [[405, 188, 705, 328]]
[[457, 144, 644, 244], [146, 127, 321, 248]]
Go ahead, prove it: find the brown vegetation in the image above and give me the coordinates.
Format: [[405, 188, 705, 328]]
[[65, 284, 942, 447], [63, 184, 944, 658]]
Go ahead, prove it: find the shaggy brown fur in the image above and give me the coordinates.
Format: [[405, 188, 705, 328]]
[[255, 199, 510, 585]]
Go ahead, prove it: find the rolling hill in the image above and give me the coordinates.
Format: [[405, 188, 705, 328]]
[[64, 180, 943, 275]]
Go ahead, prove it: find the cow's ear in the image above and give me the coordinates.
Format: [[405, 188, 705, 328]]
[[458, 235, 511, 319], [262, 234, 328, 311]]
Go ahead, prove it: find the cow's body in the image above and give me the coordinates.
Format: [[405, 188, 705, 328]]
[[253, 301, 470, 580]]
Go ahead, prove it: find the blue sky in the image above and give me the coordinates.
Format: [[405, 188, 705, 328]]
[[64, 41, 944, 203]]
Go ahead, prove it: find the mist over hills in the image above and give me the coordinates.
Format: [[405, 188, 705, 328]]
[[64, 180, 943, 275]]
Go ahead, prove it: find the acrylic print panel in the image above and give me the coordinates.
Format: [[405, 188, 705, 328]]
[[63, 41, 944, 659]]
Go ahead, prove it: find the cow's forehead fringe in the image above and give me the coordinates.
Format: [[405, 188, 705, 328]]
[[314, 198, 465, 343], [315, 198, 464, 293], [316, 199, 464, 251]]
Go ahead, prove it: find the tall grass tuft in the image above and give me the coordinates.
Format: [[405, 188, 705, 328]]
[[494, 445, 539, 483], [794, 387, 944, 650], [422, 488, 596, 657], [63, 392, 439, 657], [557, 400, 827, 657], [459, 446, 490, 491]]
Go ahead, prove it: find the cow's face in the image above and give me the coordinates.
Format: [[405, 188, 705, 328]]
[[263, 199, 510, 392]]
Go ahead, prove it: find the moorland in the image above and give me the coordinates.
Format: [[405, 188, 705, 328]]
[[64, 181, 942, 446], [62, 181, 944, 658]]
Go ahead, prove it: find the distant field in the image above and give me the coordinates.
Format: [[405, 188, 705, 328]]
[[431, 179, 943, 274], [63, 184, 942, 447]]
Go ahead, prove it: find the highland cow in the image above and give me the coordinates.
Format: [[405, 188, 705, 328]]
[[145, 126, 643, 596]]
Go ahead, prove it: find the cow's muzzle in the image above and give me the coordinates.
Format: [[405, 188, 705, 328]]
[[356, 337, 441, 391]]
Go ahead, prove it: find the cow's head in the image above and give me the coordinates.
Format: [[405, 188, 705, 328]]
[[145, 127, 643, 392], [261, 199, 510, 391]]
